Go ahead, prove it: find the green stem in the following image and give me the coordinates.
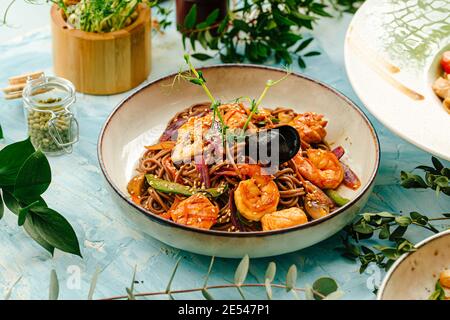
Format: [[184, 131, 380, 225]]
[[99, 283, 326, 300]]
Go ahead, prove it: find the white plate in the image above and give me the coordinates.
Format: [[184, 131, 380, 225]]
[[345, 0, 450, 160], [378, 230, 450, 300]]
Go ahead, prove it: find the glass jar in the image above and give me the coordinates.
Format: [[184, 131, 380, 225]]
[[22, 76, 79, 156]]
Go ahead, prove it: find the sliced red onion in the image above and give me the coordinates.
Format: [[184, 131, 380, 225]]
[[332, 146, 345, 160], [195, 156, 211, 188], [342, 162, 361, 190]]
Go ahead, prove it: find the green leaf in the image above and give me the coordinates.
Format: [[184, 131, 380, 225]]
[[264, 278, 273, 300], [205, 8, 219, 26], [88, 267, 101, 300], [0, 138, 35, 187], [304, 51, 321, 57], [297, 56, 306, 69], [203, 256, 215, 287], [22, 212, 55, 255], [49, 269, 59, 300], [28, 206, 81, 257], [184, 4, 197, 29], [286, 265, 297, 292], [127, 265, 137, 300], [353, 222, 374, 234], [201, 288, 214, 300], [428, 280, 445, 300], [389, 226, 407, 240], [18, 200, 40, 226], [234, 254, 249, 286], [14, 150, 51, 201], [312, 277, 338, 300], [431, 157, 444, 172], [265, 262, 276, 282], [2, 189, 20, 215], [191, 53, 213, 61], [295, 38, 314, 53], [395, 216, 412, 227], [0, 124, 3, 140], [379, 224, 390, 239], [166, 258, 182, 293], [217, 15, 229, 34]]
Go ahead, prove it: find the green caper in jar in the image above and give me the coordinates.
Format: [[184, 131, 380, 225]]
[[26, 98, 71, 154]]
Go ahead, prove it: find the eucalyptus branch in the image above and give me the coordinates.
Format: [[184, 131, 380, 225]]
[[33, 255, 341, 300], [99, 282, 325, 300]]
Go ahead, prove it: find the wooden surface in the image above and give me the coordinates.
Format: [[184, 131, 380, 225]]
[[51, 4, 151, 95], [0, 7, 449, 300]]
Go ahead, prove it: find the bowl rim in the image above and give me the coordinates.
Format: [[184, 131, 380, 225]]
[[377, 229, 450, 300], [97, 64, 380, 238]]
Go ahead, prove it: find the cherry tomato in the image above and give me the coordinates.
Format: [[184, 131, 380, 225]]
[[440, 51, 450, 74]]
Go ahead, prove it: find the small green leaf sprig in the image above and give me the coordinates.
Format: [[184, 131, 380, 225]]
[[338, 157, 450, 275], [178, 0, 364, 68], [400, 156, 450, 196], [0, 131, 81, 257], [39, 255, 343, 300], [338, 211, 450, 274]]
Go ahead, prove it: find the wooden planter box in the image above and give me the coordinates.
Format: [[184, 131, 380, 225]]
[[51, 4, 151, 95]]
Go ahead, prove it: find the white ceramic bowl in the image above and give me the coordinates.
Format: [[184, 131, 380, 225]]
[[98, 65, 380, 258], [378, 230, 450, 300]]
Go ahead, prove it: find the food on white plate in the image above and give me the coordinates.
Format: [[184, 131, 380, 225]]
[[432, 51, 450, 114]]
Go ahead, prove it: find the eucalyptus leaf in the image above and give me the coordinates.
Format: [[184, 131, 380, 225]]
[[312, 277, 338, 300], [201, 288, 214, 300], [234, 254, 249, 286], [264, 278, 272, 300], [285, 265, 297, 292], [49, 269, 59, 300], [166, 258, 182, 293], [265, 262, 276, 282], [14, 150, 51, 201], [203, 256, 215, 287], [127, 265, 137, 300], [4, 276, 21, 300], [88, 266, 101, 300], [304, 284, 314, 300]]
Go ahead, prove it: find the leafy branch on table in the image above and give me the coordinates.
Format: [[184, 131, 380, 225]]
[[337, 157, 450, 277], [27, 255, 344, 300], [0, 124, 81, 257]]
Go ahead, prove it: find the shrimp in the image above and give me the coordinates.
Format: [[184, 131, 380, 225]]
[[234, 175, 280, 221], [289, 112, 327, 144], [221, 104, 256, 129], [168, 194, 219, 230], [293, 149, 344, 189], [171, 114, 212, 163], [303, 181, 335, 220], [261, 207, 308, 231]]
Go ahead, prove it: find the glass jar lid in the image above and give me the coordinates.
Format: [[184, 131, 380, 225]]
[[22, 76, 75, 111]]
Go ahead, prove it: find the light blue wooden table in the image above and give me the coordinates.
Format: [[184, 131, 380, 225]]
[[0, 8, 449, 300]]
